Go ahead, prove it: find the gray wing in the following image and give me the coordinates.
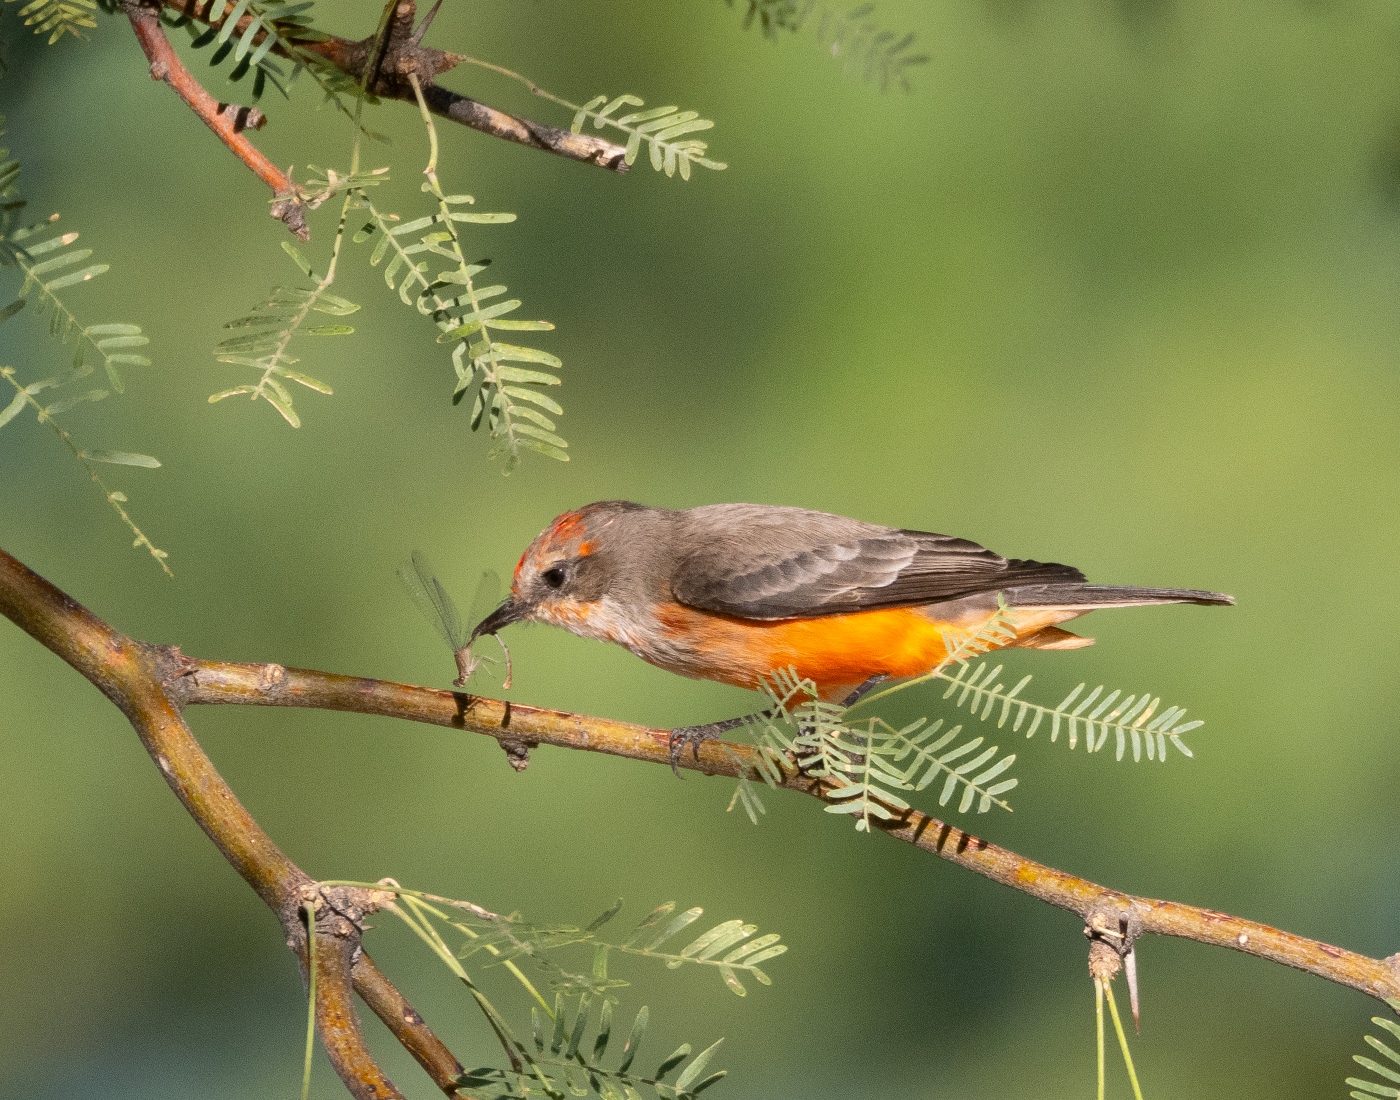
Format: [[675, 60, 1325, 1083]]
[[669, 504, 1084, 620]]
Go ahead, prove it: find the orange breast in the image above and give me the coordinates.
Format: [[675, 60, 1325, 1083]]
[[650, 602, 1080, 700], [652, 604, 954, 699]]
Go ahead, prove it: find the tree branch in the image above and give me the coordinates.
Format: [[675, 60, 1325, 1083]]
[[3, 541, 1398, 1099], [0, 546, 462, 1098], [158, 0, 629, 172], [170, 654, 1400, 1003], [125, 1, 309, 239]]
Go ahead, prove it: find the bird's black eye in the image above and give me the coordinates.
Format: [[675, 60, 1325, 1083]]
[[541, 566, 566, 589]]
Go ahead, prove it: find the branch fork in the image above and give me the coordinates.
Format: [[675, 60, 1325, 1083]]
[[124, 0, 310, 238], [125, 0, 629, 239], [1086, 902, 1142, 1028]]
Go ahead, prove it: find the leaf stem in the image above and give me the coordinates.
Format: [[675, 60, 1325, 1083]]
[[0, 367, 170, 574], [1095, 977, 1106, 1100], [405, 72, 532, 463], [1104, 979, 1145, 1100], [301, 900, 317, 1100]]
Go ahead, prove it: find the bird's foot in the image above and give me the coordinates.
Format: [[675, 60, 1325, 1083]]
[[667, 715, 750, 777]]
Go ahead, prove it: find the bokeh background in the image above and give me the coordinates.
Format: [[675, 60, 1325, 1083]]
[[3, 1, 1400, 1096]]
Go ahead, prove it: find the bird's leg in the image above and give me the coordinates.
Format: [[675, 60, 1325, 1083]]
[[840, 675, 888, 707], [668, 715, 754, 776], [667, 677, 888, 778]]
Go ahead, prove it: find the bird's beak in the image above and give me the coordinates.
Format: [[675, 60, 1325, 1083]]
[[469, 595, 529, 641]]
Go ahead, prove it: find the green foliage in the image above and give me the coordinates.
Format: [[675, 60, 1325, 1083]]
[[454, 59, 726, 181], [726, 0, 807, 37], [571, 95, 726, 179], [726, 602, 1205, 827], [0, 119, 167, 572], [350, 79, 566, 470], [725, 1, 929, 91], [3, 0, 97, 44], [0, 212, 152, 396], [1347, 1014, 1400, 1099], [351, 197, 566, 467], [458, 995, 727, 1100], [731, 668, 1018, 830], [444, 898, 787, 1000], [340, 886, 740, 1099], [812, 3, 929, 91], [210, 239, 358, 427], [204, 83, 563, 466], [934, 662, 1202, 762], [166, 0, 366, 114]]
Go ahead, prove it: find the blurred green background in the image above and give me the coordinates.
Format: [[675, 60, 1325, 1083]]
[[3, 1, 1400, 1096]]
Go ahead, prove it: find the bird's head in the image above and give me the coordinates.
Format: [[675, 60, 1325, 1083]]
[[469, 501, 651, 642]]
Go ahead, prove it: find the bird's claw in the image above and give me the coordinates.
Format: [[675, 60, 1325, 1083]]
[[666, 715, 754, 777], [667, 723, 722, 777]]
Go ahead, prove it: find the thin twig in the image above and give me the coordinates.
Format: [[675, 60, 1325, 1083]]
[[0, 367, 171, 575], [124, 1, 309, 238], [350, 953, 465, 1091], [157, 0, 630, 172]]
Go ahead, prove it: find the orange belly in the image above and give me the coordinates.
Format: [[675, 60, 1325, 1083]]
[[652, 602, 1074, 700]]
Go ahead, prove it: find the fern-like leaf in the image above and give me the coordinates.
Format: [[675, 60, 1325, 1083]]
[[613, 902, 787, 996], [353, 84, 565, 470], [935, 661, 1202, 761], [571, 94, 726, 178], [4, 0, 97, 44], [1347, 1015, 1400, 1099], [814, 3, 930, 92], [0, 362, 168, 573], [726, 0, 807, 38], [458, 998, 726, 1100], [453, 61, 726, 180], [352, 200, 564, 467], [211, 236, 357, 426], [0, 120, 166, 572], [0, 212, 153, 394], [734, 669, 1018, 831], [371, 889, 732, 1100], [724, 1, 929, 91], [444, 899, 786, 999], [169, 0, 361, 111]]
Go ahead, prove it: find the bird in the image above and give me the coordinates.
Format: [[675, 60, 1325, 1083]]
[[469, 501, 1232, 766]]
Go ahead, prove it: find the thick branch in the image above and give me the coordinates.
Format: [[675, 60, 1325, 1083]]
[[174, 655, 1400, 1004], [310, 903, 403, 1100], [159, 0, 629, 172], [0, 548, 460, 1098], [125, 1, 309, 239]]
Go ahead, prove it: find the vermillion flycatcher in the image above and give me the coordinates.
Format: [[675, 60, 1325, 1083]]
[[471, 501, 1231, 762]]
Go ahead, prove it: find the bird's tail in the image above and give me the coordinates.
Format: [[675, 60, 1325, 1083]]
[[1004, 584, 1234, 609]]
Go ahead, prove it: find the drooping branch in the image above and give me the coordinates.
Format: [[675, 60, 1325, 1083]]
[[158, 0, 629, 172], [124, 0, 310, 238], [2, 540, 1398, 1100], [0, 547, 463, 1099]]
